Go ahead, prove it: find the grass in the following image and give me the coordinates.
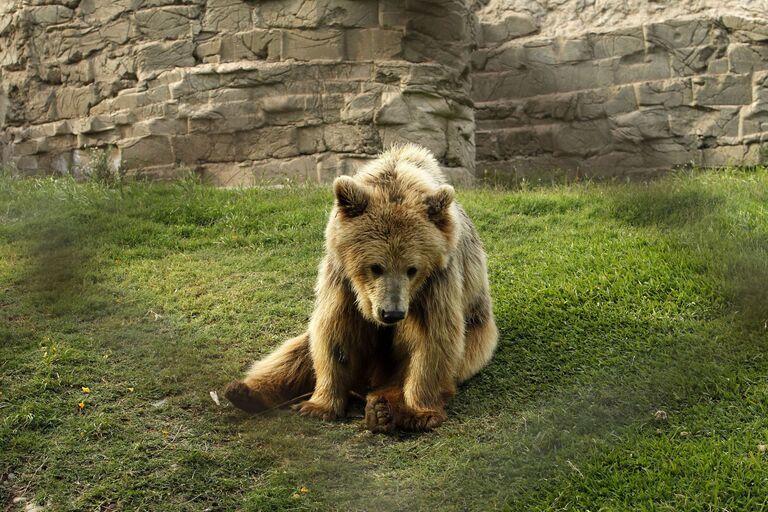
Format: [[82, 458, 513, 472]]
[[1, 168, 767, 511]]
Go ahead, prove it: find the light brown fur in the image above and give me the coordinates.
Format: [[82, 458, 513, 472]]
[[225, 144, 498, 432]]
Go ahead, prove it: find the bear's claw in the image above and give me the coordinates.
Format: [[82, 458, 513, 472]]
[[292, 400, 338, 421]]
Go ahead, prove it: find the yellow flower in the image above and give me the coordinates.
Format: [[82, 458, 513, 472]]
[[82, 387, 91, 394], [299, 486, 309, 494], [128, 387, 134, 392], [78, 401, 85, 410]]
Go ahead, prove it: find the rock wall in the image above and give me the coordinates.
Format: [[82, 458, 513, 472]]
[[1, 0, 768, 183], [0, 0, 475, 184], [473, 1, 768, 180]]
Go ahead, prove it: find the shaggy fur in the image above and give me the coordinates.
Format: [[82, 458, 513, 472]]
[[225, 144, 498, 432]]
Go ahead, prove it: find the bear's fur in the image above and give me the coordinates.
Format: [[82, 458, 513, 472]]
[[224, 144, 497, 432]]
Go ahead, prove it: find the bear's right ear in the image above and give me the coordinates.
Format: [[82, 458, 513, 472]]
[[333, 176, 369, 218]]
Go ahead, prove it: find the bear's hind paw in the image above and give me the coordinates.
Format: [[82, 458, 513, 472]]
[[224, 381, 270, 413]]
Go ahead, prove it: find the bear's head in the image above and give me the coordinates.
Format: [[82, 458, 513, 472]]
[[328, 175, 458, 326]]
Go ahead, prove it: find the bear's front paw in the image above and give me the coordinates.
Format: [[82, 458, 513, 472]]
[[224, 381, 270, 413], [365, 395, 395, 434], [292, 400, 339, 421]]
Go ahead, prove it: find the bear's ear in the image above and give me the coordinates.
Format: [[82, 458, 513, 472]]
[[424, 184, 455, 228], [334, 176, 369, 218]]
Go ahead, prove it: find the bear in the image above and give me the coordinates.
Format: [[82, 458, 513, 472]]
[[224, 143, 498, 432]]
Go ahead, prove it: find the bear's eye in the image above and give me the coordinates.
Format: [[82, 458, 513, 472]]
[[407, 266, 417, 278], [370, 264, 384, 277]]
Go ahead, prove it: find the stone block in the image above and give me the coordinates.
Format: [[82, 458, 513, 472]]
[[198, 162, 256, 187], [693, 74, 751, 106], [281, 29, 344, 61], [445, 117, 474, 170], [728, 43, 768, 74], [184, 100, 267, 134], [376, 91, 411, 125], [701, 144, 761, 167], [297, 125, 326, 154], [669, 44, 729, 76], [121, 135, 174, 168], [379, 0, 408, 28], [555, 60, 612, 92], [610, 108, 670, 144], [576, 85, 637, 119], [645, 18, 713, 50], [479, 14, 538, 47], [754, 71, 768, 103], [497, 126, 555, 158], [55, 85, 97, 119], [345, 28, 402, 61], [136, 40, 195, 76], [472, 67, 559, 102], [740, 104, 768, 137], [588, 27, 644, 59], [27, 5, 74, 25], [341, 91, 379, 123], [202, 0, 253, 32], [131, 118, 187, 138], [78, 0, 133, 24], [240, 126, 299, 160], [552, 119, 611, 156], [722, 15, 768, 44], [99, 17, 134, 44], [257, 0, 378, 29], [136, 6, 200, 40], [251, 155, 319, 182], [323, 124, 379, 154], [636, 78, 692, 108], [380, 122, 447, 160], [405, 0, 470, 43], [475, 130, 498, 160], [612, 50, 671, 86], [668, 105, 740, 140], [482, 46, 525, 72]]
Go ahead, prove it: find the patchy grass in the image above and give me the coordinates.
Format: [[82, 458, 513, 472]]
[[1, 169, 767, 511]]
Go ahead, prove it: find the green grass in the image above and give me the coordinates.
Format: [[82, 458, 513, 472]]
[[1, 169, 767, 511]]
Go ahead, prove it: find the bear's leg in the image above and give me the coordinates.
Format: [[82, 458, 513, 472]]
[[456, 309, 498, 383], [225, 333, 315, 413], [365, 387, 450, 433], [292, 334, 358, 421], [293, 306, 372, 421]]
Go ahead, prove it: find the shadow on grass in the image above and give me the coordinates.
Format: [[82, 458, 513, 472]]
[[406, 172, 768, 509]]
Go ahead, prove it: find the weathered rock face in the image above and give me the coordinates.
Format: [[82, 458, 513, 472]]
[[1, 0, 767, 183], [472, 1, 768, 179], [0, 0, 475, 184]]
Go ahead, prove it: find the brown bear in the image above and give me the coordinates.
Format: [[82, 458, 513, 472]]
[[224, 143, 497, 432]]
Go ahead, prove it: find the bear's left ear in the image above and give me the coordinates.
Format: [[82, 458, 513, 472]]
[[334, 175, 369, 218], [424, 184, 455, 229]]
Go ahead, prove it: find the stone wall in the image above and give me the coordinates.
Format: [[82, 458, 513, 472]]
[[0, 0, 475, 184], [472, 6, 768, 180], [2, 0, 768, 183]]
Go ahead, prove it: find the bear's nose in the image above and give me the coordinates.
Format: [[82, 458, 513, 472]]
[[379, 309, 405, 324]]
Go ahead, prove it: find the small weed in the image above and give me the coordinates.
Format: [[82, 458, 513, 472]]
[[79, 146, 126, 188]]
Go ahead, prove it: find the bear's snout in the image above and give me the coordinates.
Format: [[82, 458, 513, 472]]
[[379, 308, 406, 324]]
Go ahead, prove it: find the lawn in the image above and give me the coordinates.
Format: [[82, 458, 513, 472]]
[[1, 168, 767, 511]]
